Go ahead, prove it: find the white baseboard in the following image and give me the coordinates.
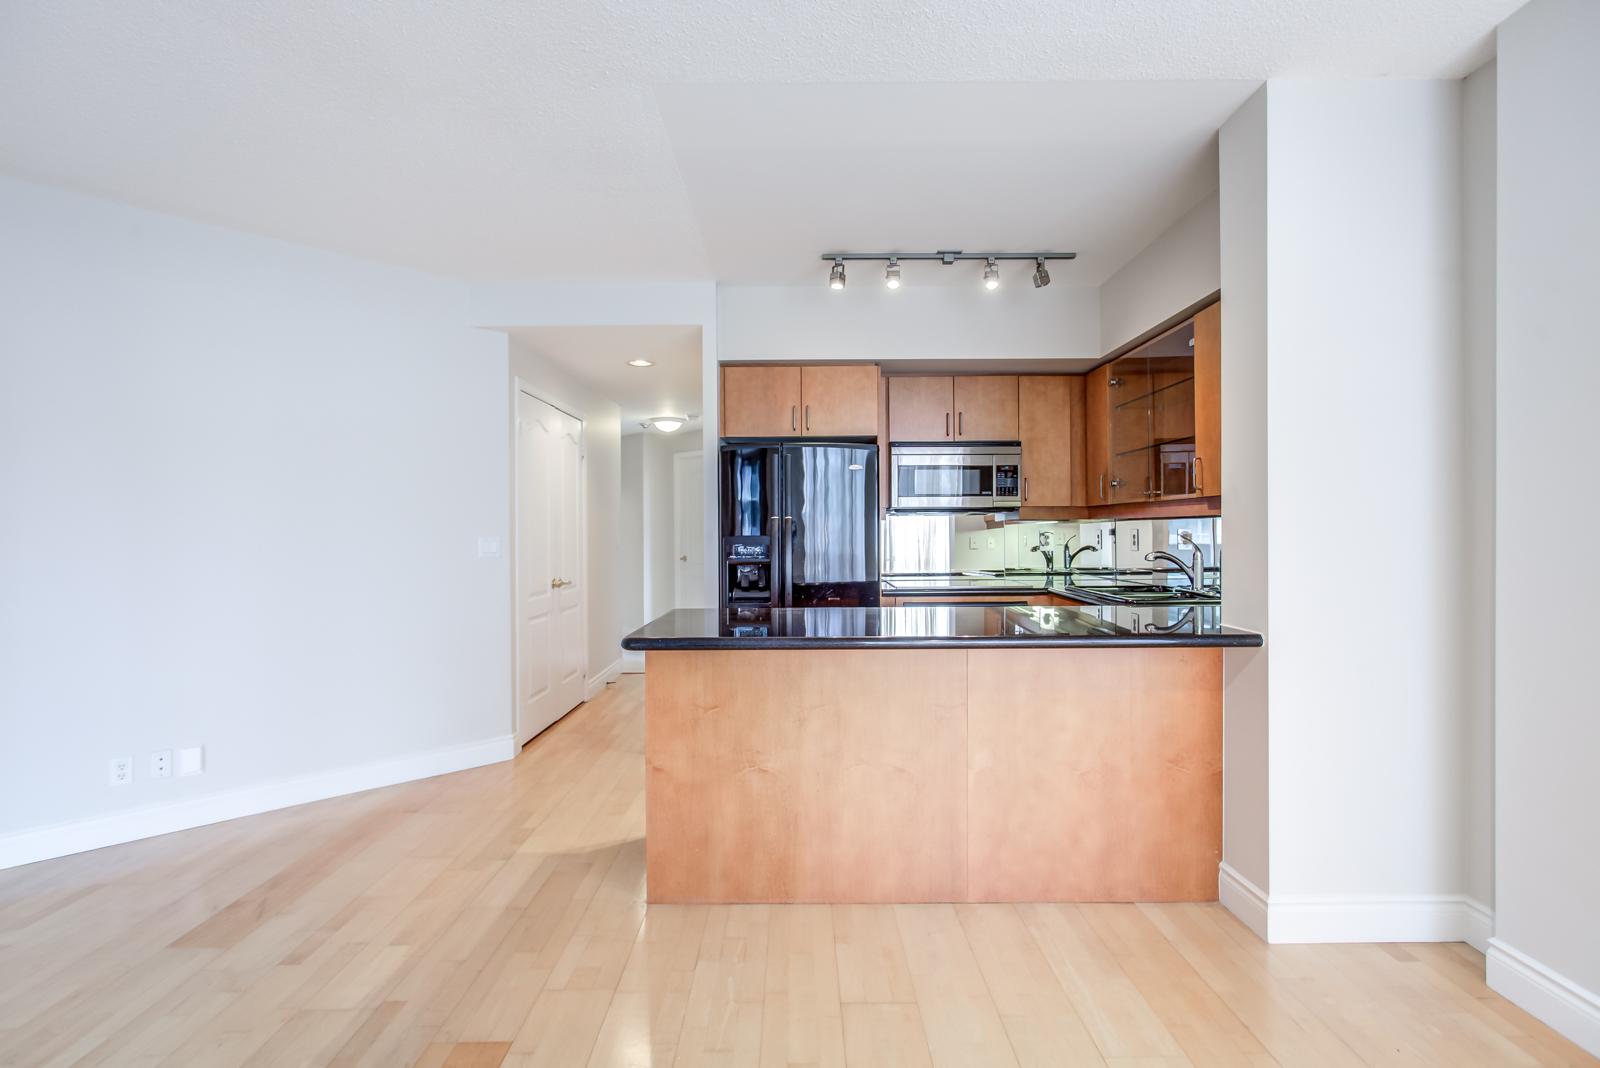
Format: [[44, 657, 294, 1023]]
[[1218, 862, 1493, 949], [1219, 862, 1269, 940], [620, 650, 645, 673], [1488, 938, 1600, 1057], [0, 734, 515, 871], [585, 657, 624, 700], [1266, 893, 1493, 946]]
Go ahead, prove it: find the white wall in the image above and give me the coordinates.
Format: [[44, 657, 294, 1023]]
[[1460, 58, 1497, 929], [1219, 82, 1483, 946], [507, 338, 625, 691], [1492, 0, 1600, 1052], [1217, 85, 1272, 916], [0, 176, 513, 867], [619, 434, 645, 669], [719, 284, 1100, 363], [1099, 188, 1221, 356], [641, 430, 705, 620]]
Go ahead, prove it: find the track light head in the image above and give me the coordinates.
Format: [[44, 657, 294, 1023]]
[[885, 259, 900, 289], [983, 258, 999, 290], [1032, 258, 1050, 288], [829, 259, 845, 289]]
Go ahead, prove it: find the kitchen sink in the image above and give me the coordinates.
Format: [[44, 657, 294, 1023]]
[[1063, 584, 1220, 605]]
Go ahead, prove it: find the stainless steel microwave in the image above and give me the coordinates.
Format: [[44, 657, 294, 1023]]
[[889, 444, 1022, 510]]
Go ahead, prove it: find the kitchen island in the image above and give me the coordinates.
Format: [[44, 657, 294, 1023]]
[[623, 605, 1261, 905]]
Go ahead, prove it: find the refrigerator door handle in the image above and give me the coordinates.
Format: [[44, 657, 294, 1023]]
[[767, 515, 780, 606], [782, 515, 794, 607]]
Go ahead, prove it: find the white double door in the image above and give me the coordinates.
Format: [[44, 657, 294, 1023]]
[[516, 390, 585, 747]]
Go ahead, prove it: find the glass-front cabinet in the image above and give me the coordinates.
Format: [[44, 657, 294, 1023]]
[[1108, 320, 1200, 504]]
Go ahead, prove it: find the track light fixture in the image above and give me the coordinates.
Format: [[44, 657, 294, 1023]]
[[820, 250, 1074, 290]]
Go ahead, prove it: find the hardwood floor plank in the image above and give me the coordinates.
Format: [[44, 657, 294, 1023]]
[[954, 903, 1108, 1068], [840, 1003, 936, 1068], [671, 905, 770, 1067], [833, 905, 919, 1005], [894, 904, 1020, 1068], [761, 904, 847, 1068]]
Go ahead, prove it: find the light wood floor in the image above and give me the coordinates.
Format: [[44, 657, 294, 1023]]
[[1, 676, 1593, 1068]]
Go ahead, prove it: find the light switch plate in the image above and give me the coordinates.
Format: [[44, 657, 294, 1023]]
[[177, 746, 203, 777], [109, 757, 132, 786], [478, 536, 500, 558], [968, 536, 979, 550], [150, 750, 172, 779]]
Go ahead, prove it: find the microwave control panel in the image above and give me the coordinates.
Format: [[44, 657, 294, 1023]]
[[994, 464, 1020, 500]]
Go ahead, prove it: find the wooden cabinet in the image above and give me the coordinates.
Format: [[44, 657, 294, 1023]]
[[1018, 375, 1086, 507], [800, 365, 879, 437], [722, 365, 801, 437], [1192, 303, 1221, 496], [1086, 363, 1111, 503], [1082, 302, 1221, 507], [888, 376, 954, 442], [953, 376, 1019, 440], [721, 364, 879, 438]]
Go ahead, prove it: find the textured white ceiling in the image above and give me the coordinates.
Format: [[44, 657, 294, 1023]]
[[504, 325, 703, 433], [0, 0, 1521, 284]]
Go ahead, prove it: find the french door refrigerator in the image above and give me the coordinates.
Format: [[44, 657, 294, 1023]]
[[720, 442, 879, 608]]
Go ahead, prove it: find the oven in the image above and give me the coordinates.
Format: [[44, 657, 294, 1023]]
[[889, 444, 1022, 510]]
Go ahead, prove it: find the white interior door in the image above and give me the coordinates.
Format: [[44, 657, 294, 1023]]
[[517, 391, 586, 746], [673, 451, 705, 609]]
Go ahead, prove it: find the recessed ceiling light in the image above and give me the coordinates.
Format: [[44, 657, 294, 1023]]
[[627, 359, 654, 367]]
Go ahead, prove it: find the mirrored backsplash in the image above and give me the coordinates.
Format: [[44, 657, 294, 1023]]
[[882, 513, 1221, 579]]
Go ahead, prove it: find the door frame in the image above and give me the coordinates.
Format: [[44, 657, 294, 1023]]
[[672, 450, 705, 609], [512, 378, 588, 747]]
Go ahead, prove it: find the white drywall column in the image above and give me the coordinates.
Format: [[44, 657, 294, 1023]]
[[1491, 0, 1600, 1053], [1219, 82, 1478, 944]]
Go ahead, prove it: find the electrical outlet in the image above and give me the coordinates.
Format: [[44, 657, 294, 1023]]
[[109, 757, 133, 787], [151, 750, 172, 779], [177, 746, 204, 777], [968, 536, 979, 550], [1095, 530, 1103, 550], [986, 536, 996, 550]]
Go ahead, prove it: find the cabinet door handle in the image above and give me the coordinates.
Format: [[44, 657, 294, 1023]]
[[945, 412, 950, 437], [805, 404, 810, 431], [1023, 477, 1029, 502], [1194, 455, 1203, 492], [958, 412, 964, 435], [1099, 473, 1107, 501], [792, 405, 797, 432]]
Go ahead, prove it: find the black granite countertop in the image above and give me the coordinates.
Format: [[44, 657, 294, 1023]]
[[622, 605, 1262, 650]]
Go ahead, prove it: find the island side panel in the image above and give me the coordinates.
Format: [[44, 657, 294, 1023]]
[[645, 648, 968, 904], [965, 647, 1223, 902]]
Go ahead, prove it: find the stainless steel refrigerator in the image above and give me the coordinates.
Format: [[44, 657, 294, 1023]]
[[720, 442, 879, 608]]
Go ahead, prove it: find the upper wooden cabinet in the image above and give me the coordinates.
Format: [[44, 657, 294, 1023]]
[[953, 376, 1019, 440], [800, 365, 880, 437], [722, 365, 802, 437], [1085, 302, 1220, 505], [887, 376, 954, 442], [1018, 375, 1087, 507], [721, 363, 880, 438], [1192, 303, 1221, 496]]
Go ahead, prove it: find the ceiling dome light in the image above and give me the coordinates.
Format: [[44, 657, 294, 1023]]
[[1032, 258, 1050, 288], [885, 259, 901, 289], [627, 359, 654, 367], [829, 258, 846, 289], [651, 418, 683, 433], [983, 258, 1000, 290]]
